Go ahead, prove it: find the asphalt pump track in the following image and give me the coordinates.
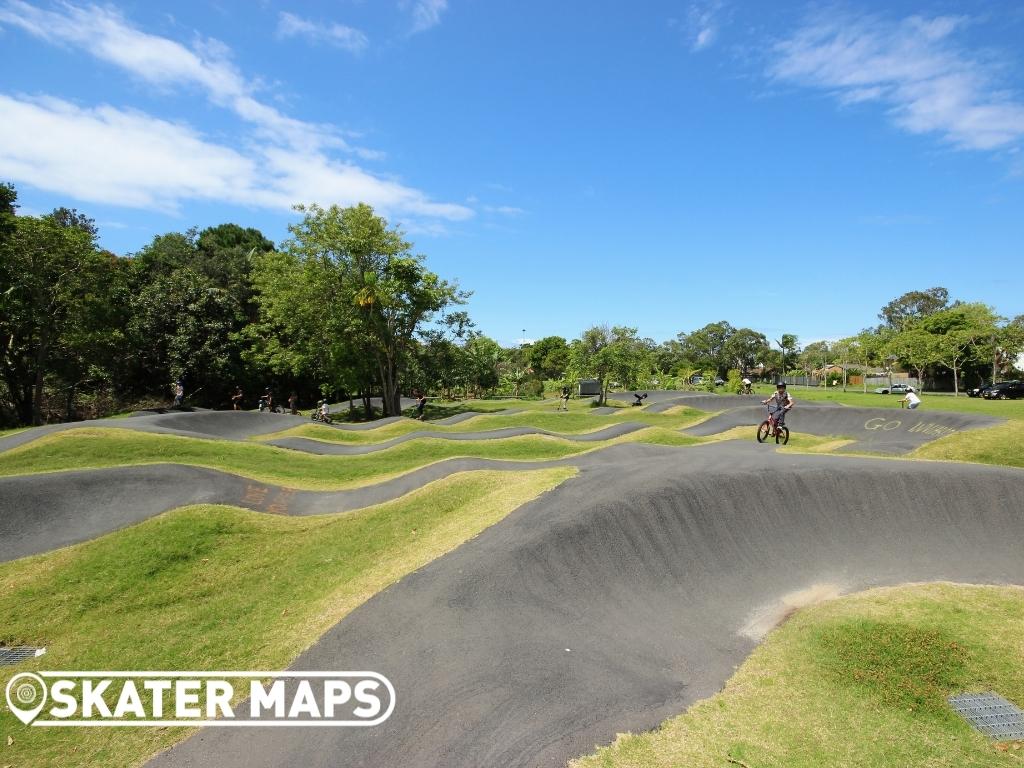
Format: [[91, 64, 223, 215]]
[[0, 405, 1019, 767]]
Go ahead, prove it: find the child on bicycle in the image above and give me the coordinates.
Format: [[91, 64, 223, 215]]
[[763, 382, 794, 427]]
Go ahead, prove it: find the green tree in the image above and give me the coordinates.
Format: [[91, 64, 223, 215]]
[[679, 321, 736, 378], [568, 325, 652, 405], [0, 213, 111, 424], [724, 328, 769, 375], [777, 333, 800, 376], [128, 229, 199, 287], [921, 303, 1001, 396], [529, 336, 570, 380], [800, 340, 831, 379], [883, 328, 938, 392], [195, 223, 275, 317], [463, 334, 502, 396], [879, 287, 949, 331], [127, 268, 245, 402], [251, 203, 466, 416]]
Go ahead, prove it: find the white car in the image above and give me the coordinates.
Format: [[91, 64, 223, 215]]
[[874, 383, 910, 395]]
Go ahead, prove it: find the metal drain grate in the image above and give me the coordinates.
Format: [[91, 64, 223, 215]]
[[949, 692, 1024, 740], [0, 646, 46, 667]]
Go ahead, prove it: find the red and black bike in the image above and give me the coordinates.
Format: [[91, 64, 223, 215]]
[[756, 406, 790, 445]]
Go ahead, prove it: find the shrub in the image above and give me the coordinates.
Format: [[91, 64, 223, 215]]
[[520, 378, 545, 398]]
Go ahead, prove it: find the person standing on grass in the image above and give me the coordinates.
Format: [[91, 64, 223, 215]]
[[902, 387, 921, 410], [415, 391, 428, 420], [172, 379, 184, 408], [231, 386, 243, 410], [559, 385, 571, 411], [288, 391, 299, 415]]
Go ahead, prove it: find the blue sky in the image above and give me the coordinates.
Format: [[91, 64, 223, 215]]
[[1, 1, 1022, 347]]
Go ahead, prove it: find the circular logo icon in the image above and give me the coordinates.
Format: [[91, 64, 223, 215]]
[[5, 672, 48, 725]]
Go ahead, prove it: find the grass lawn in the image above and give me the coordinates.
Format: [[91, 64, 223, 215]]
[[0, 428, 594, 489], [911, 420, 1024, 469], [262, 408, 707, 445], [0, 468, 575, 768], [0, 426, 27, 438], [753, 384, 1024, 420], [572, 583, 1024, 768], [0, 425, 708, 488]]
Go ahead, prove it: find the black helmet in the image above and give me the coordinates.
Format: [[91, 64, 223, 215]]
[[776, 382, 787, 389]]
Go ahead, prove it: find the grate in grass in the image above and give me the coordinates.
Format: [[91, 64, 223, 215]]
[[0, 646, 46, 666], [949, 692, 1024, 740]]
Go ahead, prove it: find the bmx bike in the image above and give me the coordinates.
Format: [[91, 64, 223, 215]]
[[756, 407, 790, 445]]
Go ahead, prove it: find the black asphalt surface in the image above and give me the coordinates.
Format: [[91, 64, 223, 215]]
[[0, 459, 574, 563], [0, 411, 310, 454], [0, 408, 525, 453], [685, 403, 1001, 453], [146, 442, 1024, 768]]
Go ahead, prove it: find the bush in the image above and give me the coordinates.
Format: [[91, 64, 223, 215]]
[[520, 378, 545, 398]]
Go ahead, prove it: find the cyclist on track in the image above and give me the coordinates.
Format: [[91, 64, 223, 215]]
[[762, 382, 794, 428]]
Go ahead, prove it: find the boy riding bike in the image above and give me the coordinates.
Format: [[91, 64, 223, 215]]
[[762, 382, 794, 428]]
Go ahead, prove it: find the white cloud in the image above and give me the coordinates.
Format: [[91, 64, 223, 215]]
[[407, 0, 447, 35], [277, 11, 368, 54], [686, 1, 726, 52], [0, 94, 474, 222], [0, 2, 473, 223], [770, 11, 1024, 151], [0, 95, 260, 212], [483, 205, 526, 216], [0, 0, 343, 153]]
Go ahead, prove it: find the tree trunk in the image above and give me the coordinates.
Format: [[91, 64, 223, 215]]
[[32, 327, 49, 426], [952, 363, 959, 396], [65, 384, 76, 422]]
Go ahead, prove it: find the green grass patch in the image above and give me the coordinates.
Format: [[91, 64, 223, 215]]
[[813, 619, 970, 714], [0, 426, 28, 438], [753, 385, 1024, 420], [0, 428, 593, 489], [619, 428, 704, 447], [911, 421, 1024, 469], [0, 468, 575, 768], [572, 583, 1024, 768], [263, 408, 706, 445]]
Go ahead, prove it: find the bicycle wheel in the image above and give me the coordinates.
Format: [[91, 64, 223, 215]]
[[757, 421, 771, 443], [775, 426, 789, 445]]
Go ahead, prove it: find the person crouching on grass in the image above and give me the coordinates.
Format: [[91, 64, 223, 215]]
[[901, 387, 921, 409]]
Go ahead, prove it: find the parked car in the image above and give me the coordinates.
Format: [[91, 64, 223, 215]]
[[714, 378, 726, 386], [874, 383, 911, 394], [970, 380, 1018, 398], [690, 375, 704, 385], [982, 381, 1024, 400]]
